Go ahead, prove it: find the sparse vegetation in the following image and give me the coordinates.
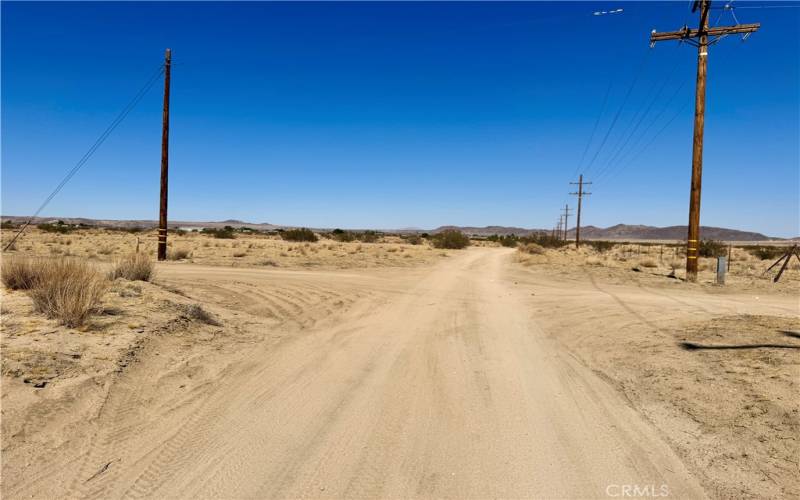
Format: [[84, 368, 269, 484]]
[[587, 240, 615, 253], [2, 256, 42, 290], [404, 234, 423, 245], [487, 234, 519, 247], [27, 258, 108, 327], [698, 239, 727, 258], [431, 230, 470, 249], [518, 243, 544, 255], [358, 231, 379, 243], [281, 228, 318, 242], [748, 246, 786, 261], [181, 303, 221, 326], [110, 253, 155, 282], [202, 228, 236, 239], [168, 247, 192, 260], [37, 222, 73, 234], [520, 233, 567, 249]]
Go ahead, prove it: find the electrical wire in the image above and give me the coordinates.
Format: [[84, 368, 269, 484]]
[[593, 54, 684, 182], [581, 49, 651, 177], [3, 64, 165, 252], [597, 97, 692, 186], [572, 80, 613, 179]]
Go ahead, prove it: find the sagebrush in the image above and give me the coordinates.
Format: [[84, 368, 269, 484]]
[[431, 230, 470, 249], [281, 228, 318, 242]]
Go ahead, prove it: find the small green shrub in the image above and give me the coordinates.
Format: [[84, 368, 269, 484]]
[[37, 223, 73, 234], [202, 228, 235, 239], [748, 246, 786, 260], [587, 240, 615, 253], [331, 229, 356, 242], [519, 233, 567, 249], [281, 228, 318, 242], [698, 239, 727, 258], [431, 230, 470, 249], [358, 231, 379, 243], [405, 234, 422, 245]]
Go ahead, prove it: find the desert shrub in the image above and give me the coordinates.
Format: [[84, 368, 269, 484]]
[[27, 258, 107, 327], [1, 221, 16, 229], [698, 239, 727, 258], [110, 253, 155, 282], [168, 247, 192, 260], [639, 258, 658, 268], [180, 303, 221, 326], [519, 233, 567, 249], [202, 228, 235, 239], [431, 230, 470, 249], [2, 256, 42, 290], [37, 222, 73, 234], [587, 240, 615, 253], [281, 228, 318, 242], [518, 243, 544, 255], [358, 231, 379, 243], [232, 251, 247, 258], [405, 234, 422, 245], [332, 230, 356, 242], [748, 246, 786, 261]]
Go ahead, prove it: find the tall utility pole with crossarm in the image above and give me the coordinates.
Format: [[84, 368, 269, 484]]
[[649, 1, 759, 281], [570, 175, 591, 248]]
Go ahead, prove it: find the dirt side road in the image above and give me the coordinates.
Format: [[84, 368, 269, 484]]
[[4, 249, 728, 498]]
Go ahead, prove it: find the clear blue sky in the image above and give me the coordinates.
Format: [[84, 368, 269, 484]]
[[2, 2, 798, 236]]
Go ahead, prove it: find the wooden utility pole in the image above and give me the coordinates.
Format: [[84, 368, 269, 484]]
[[569, 175, 591, 248], [157, 48, 171, 261], [561, 204, 573, 242], [650, 1, 759, 281]]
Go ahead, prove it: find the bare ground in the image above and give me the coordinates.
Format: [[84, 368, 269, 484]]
[[2, 246, 798, 498]]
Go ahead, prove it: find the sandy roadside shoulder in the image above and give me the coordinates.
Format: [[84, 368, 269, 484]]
[[509, 255, 800, 499]]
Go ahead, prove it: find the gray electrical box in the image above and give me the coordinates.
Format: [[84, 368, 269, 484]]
[[716, 257, 727, 285]]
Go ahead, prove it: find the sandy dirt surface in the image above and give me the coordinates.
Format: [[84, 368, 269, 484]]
[[2, 246, 798, 499], [1, 228, 445, 270]]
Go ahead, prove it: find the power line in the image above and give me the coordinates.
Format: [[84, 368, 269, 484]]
[[581, 50, 651, 177], [598, 97, 693, 186], [593, 55, 684, 182], [572, 79, 613, 179], [3, 64, 165, 252], [601, 78, 688, 180]]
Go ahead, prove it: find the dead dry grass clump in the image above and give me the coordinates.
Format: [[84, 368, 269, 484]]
[[2, 256, 42, 290], [518, 243, 545, 255], [181, 303, 221, 326], [639, 258, 658, 268], [27, 258, 108, 327], [110, 253, 155, 282], [167, 247, 192, 260]]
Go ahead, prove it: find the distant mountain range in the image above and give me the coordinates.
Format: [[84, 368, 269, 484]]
[[435, 224, 781, 241], [0, 216, 787, 241]]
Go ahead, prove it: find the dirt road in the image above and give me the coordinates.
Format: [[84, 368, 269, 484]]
[[8, 248, 728, 498]]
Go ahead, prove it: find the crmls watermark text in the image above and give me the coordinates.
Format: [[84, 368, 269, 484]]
[[606, 484, 670, 497]]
